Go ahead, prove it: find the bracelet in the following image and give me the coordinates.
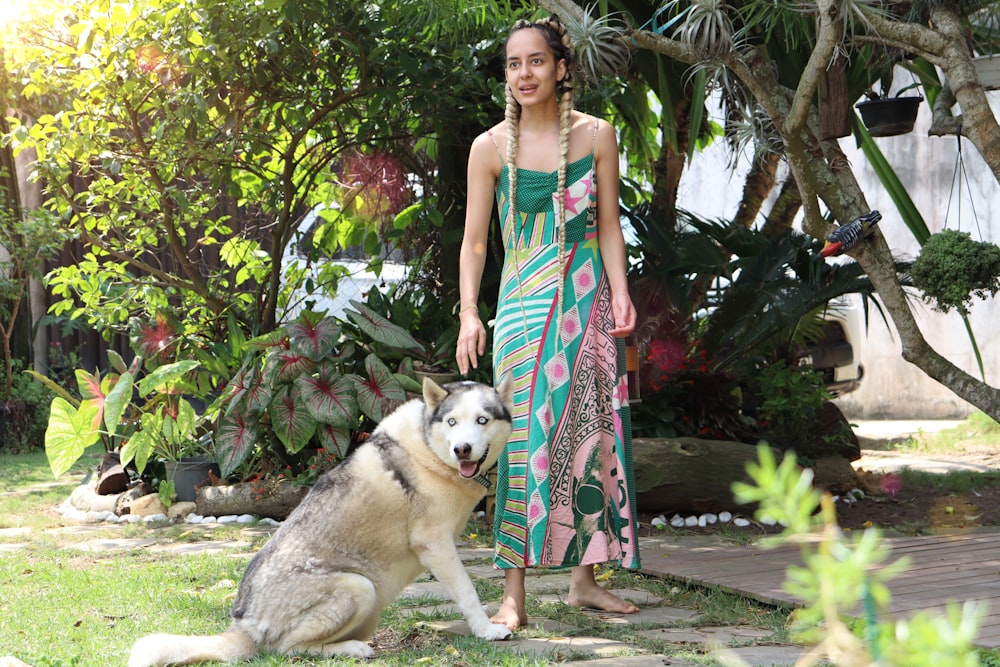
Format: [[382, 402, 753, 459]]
[[459, 305, 478, 315]]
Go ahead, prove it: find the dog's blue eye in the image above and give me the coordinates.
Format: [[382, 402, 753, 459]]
[[447, 418, 456, 426], [477, 416, 488, 425]]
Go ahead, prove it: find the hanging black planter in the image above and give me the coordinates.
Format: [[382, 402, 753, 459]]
[[856, 93, 923, 137]]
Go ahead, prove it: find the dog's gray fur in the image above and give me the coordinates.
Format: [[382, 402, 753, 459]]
[[129, 377, 514, 666]]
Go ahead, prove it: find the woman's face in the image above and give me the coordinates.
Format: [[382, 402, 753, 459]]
[[505, 27, 566, 108]]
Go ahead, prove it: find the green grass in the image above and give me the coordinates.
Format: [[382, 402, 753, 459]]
[[0, 449, 792, 666], [891, 411, 1000, 454]]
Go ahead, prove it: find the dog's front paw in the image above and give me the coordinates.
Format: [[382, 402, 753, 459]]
[[476, 622, 513, 641]]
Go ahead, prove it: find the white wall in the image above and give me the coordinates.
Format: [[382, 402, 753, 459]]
[[676, 94, 1000, 419]]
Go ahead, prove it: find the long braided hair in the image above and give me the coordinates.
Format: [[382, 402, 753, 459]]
[[504, 15, 576, 337]]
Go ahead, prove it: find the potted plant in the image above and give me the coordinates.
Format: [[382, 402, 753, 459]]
[[911, 228, 1000, 315], [30, 314, 222, 503], [855, 85, 923, 137]]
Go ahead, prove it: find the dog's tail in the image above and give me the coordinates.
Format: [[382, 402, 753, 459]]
[[128, 627, 255, 667]]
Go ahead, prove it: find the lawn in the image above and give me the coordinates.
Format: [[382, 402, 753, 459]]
[[0, 449, 788, 667]]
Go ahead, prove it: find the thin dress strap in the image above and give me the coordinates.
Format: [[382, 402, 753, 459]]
[[486, 130, 506, 166], [591, 119, 599, 155]]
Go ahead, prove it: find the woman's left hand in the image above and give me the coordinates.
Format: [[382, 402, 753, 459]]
[[608, 290, 636, 338]]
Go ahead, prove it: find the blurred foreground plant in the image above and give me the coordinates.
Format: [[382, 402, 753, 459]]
[[732, 444, 984, 666]]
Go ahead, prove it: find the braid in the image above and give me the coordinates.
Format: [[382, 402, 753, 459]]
[[537, 15, 576, 338], [504, 82, 520, 241]]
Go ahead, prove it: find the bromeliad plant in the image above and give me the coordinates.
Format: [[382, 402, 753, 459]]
[[214, 306, 425, 479]]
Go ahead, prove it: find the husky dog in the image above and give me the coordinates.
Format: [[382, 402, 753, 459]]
[[129, 377, 514, 666]]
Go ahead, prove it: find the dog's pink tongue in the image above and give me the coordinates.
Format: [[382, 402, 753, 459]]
[[459, 461, 478, 478]]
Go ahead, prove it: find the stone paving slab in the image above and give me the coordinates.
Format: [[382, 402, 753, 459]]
[[712, 643, 816, 666], [563, 656, 699, 667], [421, 620, 644, 661], [534, 587, 666, 609], [636, 624, 776, 645], [463, 563, 505, 579]]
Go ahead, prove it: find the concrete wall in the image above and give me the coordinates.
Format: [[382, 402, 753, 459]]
[[676, 93, 1000, 419]]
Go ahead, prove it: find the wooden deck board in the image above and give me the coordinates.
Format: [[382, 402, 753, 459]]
[[639, 531, 1000, 649]]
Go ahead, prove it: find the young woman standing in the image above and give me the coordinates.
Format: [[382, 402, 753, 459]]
[[456, 15, 640, 630]]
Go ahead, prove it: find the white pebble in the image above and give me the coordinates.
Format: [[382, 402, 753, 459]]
[[257, 517, 281, 527], [124, 514, 144, 524], [217, 515, 239, 524], [759, 514, 778, 526], [475, 511, 486, 519], [702, 513, 718, 525], [186, 514, 204, 524], [718, 511, 732, 523], [212, 578, 236, 589], [143, 513, 168, 523], [684, 515, 698, 527], [733, 518, 751, 527], [670, 515, 685, 528], [236, 514, 257, 524], [697, 515, 708, 528], [650, 515, 667, 528], [200, 516, 218, 524]]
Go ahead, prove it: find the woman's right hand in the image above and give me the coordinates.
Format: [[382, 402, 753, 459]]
[[456, 308, 487, 375]]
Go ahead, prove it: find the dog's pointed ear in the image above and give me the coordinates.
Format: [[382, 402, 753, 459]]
[[422, 376, 448, 408], [496, 373, 514, 411]]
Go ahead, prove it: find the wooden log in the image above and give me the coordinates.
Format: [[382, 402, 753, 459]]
[[196, 481, 309, 520], [633, 437, 782, 514]]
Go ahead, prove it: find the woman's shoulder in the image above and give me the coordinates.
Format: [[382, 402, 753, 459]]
[[569, 111, 610, 132]]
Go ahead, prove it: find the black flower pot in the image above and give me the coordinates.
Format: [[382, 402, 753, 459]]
[[164, 456, 221, 503], [856, 96, 922, 137]]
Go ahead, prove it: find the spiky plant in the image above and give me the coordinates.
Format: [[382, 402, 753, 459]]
[[561, 4, 633, 81]]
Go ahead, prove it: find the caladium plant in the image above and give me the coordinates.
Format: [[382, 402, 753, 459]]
[[214, 306, 423, 478], [30, 315, 211, 478]]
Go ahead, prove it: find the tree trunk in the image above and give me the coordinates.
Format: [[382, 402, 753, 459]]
[[196, 481, 309, 520], [733, 151, 780, 229]]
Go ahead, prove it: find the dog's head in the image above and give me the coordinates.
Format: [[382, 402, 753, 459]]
[[422, 375, 514, 479]]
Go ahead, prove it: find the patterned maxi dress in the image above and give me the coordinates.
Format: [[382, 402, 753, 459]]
[[489, 127, 640, 571]]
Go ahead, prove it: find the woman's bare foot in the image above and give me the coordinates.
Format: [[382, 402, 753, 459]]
[[567, 565, 639, 614], [491, 593, 529, 631], [491, 568, 528, 631]]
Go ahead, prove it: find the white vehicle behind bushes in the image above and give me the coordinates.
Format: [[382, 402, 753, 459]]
[[279, 206, 409, 322]]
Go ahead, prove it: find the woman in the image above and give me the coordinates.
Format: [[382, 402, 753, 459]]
[[456, 15, 640, 631]]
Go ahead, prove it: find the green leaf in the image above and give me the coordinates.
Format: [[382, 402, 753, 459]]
[[297, 371, 358, 428], [45, 397, 101, 477], [345, 301, 425, 355], [103, 371, 133, 439], [270, 385, 317, 454], [355, 353, 407, 422], [287, 313, 341, 361], [120, 422, 160, 474], [216, 411, 259, 478], [136, 360, 200, 397]]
